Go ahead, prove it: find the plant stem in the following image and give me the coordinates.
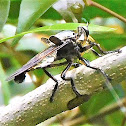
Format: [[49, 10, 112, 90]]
[[87, 0, 126, 23]]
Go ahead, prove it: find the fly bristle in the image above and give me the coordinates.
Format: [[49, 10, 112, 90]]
[[14, 73, 26, 83]]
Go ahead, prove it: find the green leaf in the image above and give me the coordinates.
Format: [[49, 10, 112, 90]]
[[41, 7, 62, 20], [12, 0, 58, 46], [92, 33, 126, 50], [0, 23, 115, 44], [80, 90, 114, 116], [0, 0, 10, 32], [0, 61, 10, 105], [80, 85, 124, 116], [8, 0, 21, 19], [106, 112, 124, 126]]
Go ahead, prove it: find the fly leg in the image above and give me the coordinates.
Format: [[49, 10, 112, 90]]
[[79, 56, 110, 81], [78, 53, 126, 116], [72, 63, 82, 68], [61, 62, 81, 97], [43, 68, 59, 102], [91, 48, 102, 57], [45, 61, 68, 68], [40, 61, 81, 101], [42, 61, 69, 102], [88, 40, 121, 54], [46, 62, 81, 68]]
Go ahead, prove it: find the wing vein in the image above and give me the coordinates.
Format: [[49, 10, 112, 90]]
[[6, 42, 67, 81]]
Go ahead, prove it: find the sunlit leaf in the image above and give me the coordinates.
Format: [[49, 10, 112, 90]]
[[0, 23, 115, 44]]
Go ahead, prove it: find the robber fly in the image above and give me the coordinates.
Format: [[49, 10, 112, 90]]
[[6, 24, 120, 102]]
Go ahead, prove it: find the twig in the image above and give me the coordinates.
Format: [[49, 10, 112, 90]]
[[87, 0, 126, 23], [0, 46, 126, 126]]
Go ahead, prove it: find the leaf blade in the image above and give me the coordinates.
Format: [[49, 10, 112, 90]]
[[0, 23, 115, 44]]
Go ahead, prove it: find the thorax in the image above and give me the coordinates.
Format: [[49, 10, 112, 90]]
[[56, 40, 80, 61]]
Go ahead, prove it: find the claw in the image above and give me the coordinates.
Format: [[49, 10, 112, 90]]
[[117, 49, 122, 53], [50, 96, 53, 103]]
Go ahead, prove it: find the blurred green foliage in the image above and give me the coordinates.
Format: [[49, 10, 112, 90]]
[[0, 0, 126, 126], [0, 0, 10, 31], [83, 0, 126, 20]]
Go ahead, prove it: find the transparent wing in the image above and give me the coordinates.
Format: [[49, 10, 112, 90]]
[[6, 42, 67, 81]]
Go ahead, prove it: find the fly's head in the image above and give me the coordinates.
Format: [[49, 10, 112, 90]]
[[77, 23, 89, 46]]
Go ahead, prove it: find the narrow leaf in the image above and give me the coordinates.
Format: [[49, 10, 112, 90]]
[[0, 23, 115, 44]]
